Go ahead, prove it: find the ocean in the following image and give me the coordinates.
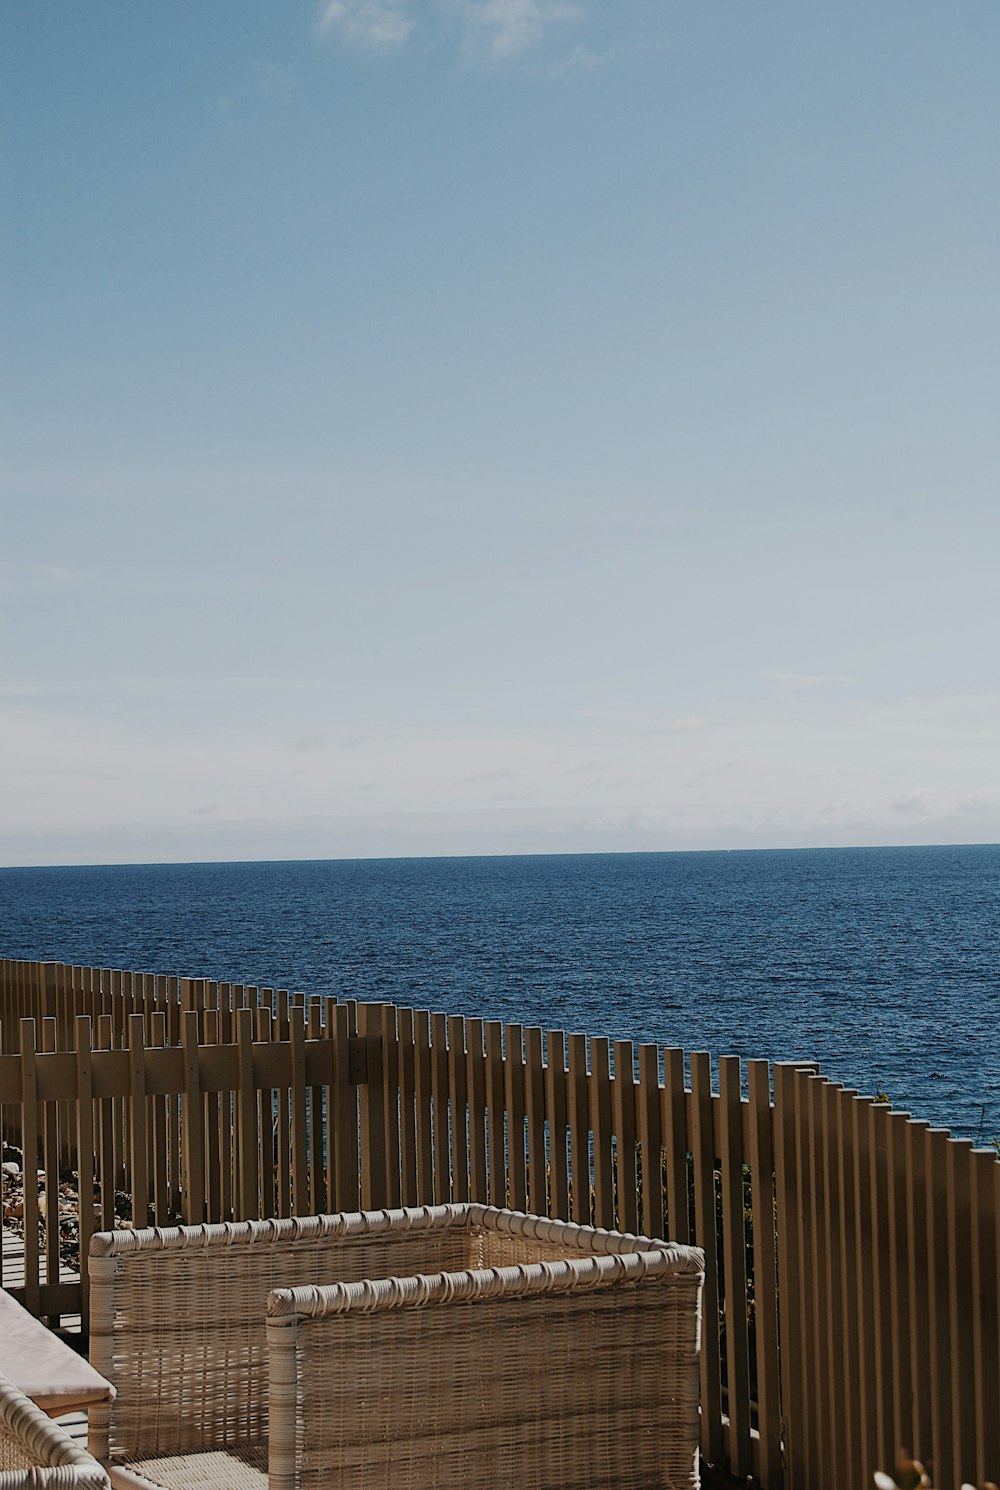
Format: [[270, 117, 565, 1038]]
[[1, 844, 998, 1142]]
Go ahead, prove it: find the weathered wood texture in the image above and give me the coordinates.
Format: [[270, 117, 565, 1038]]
[[1, 958, 997, 1490]]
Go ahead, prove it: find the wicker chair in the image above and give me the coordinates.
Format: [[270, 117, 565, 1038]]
[[0, 1371, 110, 1488], [89, 1204, 704, 1490]]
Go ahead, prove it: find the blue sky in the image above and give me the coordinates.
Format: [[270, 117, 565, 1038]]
[[2, 0, 999, 866]]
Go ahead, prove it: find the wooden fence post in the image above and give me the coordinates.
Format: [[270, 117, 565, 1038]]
[[180, 1009, 204, 1225]]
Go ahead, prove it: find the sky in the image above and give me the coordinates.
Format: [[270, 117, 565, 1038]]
[[2, 0, 999, 867]]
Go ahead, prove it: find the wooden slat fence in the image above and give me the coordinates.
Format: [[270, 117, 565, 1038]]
[[1, 958, 997, 1490], [773, 1064, 1000, 1490]]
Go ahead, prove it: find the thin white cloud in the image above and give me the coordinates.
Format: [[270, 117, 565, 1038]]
[[544, 36, 665, 77], [451, 0, 581, 60], [0, 561, 78, 588], [290, 732, 332, 752], [28, 562, 75, 585], [763, 671, 856, 689], [664, 713, 713, 734], [317, 0, 581, 59], [317, 0, 415, 48], [6, 689, 1000, 865], [215, 62, 297, 123]]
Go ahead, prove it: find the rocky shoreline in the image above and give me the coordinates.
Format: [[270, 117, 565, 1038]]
[[2, 1144, 136, 1274]]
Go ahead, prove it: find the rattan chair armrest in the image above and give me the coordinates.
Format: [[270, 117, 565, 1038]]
[[0, 1372, 110, 1488]]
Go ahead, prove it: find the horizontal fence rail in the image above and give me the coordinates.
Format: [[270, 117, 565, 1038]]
[[0, 957, 997, 1490]]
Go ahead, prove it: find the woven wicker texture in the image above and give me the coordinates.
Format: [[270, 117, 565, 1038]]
[[90, 1205, 703, 1490], [89, 1207, 477, 1463], [0, 1371, 110, 1487], [268, 1243, 703, 1490], [109, 1444, 267, 1489]]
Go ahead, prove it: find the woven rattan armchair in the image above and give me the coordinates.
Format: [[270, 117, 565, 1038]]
[[0, 1371, 110, 1488], [89, 1204, 704, 1490]]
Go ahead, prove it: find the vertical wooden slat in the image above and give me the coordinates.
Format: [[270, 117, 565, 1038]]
[[905, 1118, 933, 1464], [154, 975, 169, 1034], [359, 1003, 388, 1209], [126, 1013, 148, 1231], [869, 1103, 895, 1476], [166, 975, 180, 1049], [824, 1082, 850, 1490], [774, 1064, 803, 1490], [589, 1037, 613, 1230], [275, 991, 291, 1219], [96, 1015, 116, 1231], [719, 1055, 751, 1480], [217, 991, 234, 1223], [946, 1137, 978, 1489], [322, 997, 338, 1211], [398, 1007, 418, 1206], [18, 1020, 39, 1318], [110, 972, 126, 1190], [466, 1018, 488, 1205], [833, 1086, 862, 1490], [689, 1051, 722, 1468], [970, 1146, 1000, 1486], [612, 1039, 638, 1234], [928, 1124, 953, 1480], [567, 1033, 590, 1224], [524, 1027, 546, 1216], [166, 983, 182, 1217], [74, 1015, 95, 1333], [484, 1020, 506, 1208], [789, 1069, 818, 1486], [851, 1095, 879, 1488], [115, 969, 129, 1046], [289, 1004, 309, 1216], [818, 1079, 841, 1490], [41, 1017, 61, 1304], [995, 1158, 1000, 1488], [413, 1011, 434, 1206], [747, 1060, 781, 1490], [203, 1006, 222, 1222], [802, 1074, 829, 1489], [431, 1012, 451, 1205], [150, 1011, 168, 1224], [448, 1014, 470, 1205], [504, 1024, 527, 1212], [181, 1009, 205, 1225], [545, 1030, 569, 1221], [307, 998, 325, 1215], [333, 1001, 359, 1212], [637, 1044, 663, 1239], [256, 1005, 275, 1220], [663, 1048, 690, 1243], [886, 1111, 913, 1466], [235, 1007, 257, 1220], [140, 977, 156, 1209], [381, 1004, 401, 1209]]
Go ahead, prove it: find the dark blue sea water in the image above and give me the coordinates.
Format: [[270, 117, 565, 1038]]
[[2, 846, 998, 1142]]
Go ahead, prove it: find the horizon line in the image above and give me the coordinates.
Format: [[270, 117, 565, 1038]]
[[2, 839, 998, 873]]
